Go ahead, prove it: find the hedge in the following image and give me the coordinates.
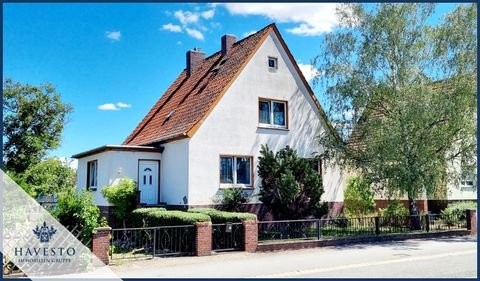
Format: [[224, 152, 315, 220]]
[[188, 208, 257, 223], [131, 208, 210, 227]]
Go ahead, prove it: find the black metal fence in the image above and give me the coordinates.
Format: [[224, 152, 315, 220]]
[[212, 223, 244, 252], [110, 225, 196, 260], [258, 214, 467, 243]]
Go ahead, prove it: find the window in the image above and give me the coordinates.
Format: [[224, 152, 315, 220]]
[[268, 57, 278, 69], [259, 99, 287, 128], [86, 160, 98, 190], [308, 158, 323, 176], [220, 156, 253, 187], [460, 169, 475, 190]]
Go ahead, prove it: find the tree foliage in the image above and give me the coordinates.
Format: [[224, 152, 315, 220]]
[[21, 158, 76, 197], [258, 145, 327, 219], [3, 78, 73, 173], [53, 190, 101, 242], [102, 178, 137, 226], [344, 176, 375, 217], [315, 4, 477, 216]]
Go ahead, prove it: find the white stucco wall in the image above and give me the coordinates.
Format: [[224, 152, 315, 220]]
[[160, 139, 190, 206], [76, 150, 162, 206], [188, 32, 347, 205], [446, 157, 477, 201]]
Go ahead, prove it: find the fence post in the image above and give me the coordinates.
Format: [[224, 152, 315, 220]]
[[375, 217, 380, 236], [153, 228, 156, 257], [93, 226, 111, 265], [425, 214, 430, 232], [316, 219, 321, 240], [243, 220, 258, 253], [466, 209, 477, 235], [195, 222, 212, 256]]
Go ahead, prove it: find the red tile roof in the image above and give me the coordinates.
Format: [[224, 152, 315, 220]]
[[124, 23, 338, 146]]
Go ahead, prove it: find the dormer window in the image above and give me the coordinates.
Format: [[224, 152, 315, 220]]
[[259, 99, 287, 129], [268, 57, 278, 69]]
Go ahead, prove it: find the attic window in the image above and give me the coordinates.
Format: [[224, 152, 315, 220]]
[[165, 110, 175, 121], [268, 57, 278, 69]]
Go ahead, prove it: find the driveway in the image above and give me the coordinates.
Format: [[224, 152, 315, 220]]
[[111, 235, 477, 278]]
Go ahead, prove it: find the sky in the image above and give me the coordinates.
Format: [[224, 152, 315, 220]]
[[3, 3, 460, 164]]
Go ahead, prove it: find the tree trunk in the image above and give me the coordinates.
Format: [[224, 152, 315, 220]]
[[408, 197, 421, 230]]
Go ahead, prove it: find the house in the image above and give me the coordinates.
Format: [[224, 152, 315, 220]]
[[72, 23, 349, 218]]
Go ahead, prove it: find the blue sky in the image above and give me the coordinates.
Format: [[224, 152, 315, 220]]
[[3, 3, 459, 161]]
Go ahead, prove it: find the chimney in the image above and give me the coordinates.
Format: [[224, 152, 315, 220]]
[[186, 48, 205, 76], [221, 34, 236, 56]]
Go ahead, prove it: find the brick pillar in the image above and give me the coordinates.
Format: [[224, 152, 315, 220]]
[[93, 227, 111, 265], [195, 222, 212, 256], [467, 209, 477, 235], [243, 220, 258, 253]]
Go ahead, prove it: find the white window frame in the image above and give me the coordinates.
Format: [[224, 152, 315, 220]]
[[219, 156, 253, 188], [87, 160, 98, 190], [268, 56, 278, 69], [460, 170, 475, 190], [258, 99, 287, 129]]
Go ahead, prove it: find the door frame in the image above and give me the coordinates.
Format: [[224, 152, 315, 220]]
[[137, 159, 161, 204]]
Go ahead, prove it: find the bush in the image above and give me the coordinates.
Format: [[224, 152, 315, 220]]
[[258, 145, 327, 219], [380, 201, 410, 218], [343, 176, 375, 217], [441, 201, 477, 226], [217, 188, 250, 211], [131, 208, 210, 227], [102, 178, 137, 227], [53, 190, 101, 242], [188, 208, 257, 223]]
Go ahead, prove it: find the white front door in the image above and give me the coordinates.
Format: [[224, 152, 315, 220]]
[[138, 160, 159, 205]]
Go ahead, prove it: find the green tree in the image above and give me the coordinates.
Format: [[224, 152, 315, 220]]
[[343, 176, 375, 217], [258, 145, 327, 219], [102, 178, 137, 228], [21, 158, 76, 197], [3, 78, 73, 173], [53, 190, 101, 242], [315, 4, 477, 221]]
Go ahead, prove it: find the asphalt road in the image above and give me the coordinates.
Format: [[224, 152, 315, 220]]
[[112, 235, 477, 278]]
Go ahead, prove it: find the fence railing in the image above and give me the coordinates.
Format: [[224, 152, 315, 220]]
[[110, 225, 196, 260], [212, 223, 244, 251], [258, 214, 467, 243]]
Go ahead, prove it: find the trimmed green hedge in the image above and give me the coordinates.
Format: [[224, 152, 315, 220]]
[[188, 208, 257, 223], [131, 208, 210, 227]]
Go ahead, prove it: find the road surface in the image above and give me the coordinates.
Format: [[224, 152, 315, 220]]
[[112, 235, 477, 278]]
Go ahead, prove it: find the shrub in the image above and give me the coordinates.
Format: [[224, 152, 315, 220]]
[[53, 190, 101, 242], [189, 208, 257, 223], [217, 188, 250, 212], [343, 176, 375, 217], [131, 209, 210, 227], [258, 144, 327, 219], [102, 178, 137, 227], [380, 201, 410, 218], [441, 201, 477, 226]]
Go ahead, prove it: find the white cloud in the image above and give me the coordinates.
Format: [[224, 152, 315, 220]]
[[98, 103, 119, 111], [220, 3, 339, 36], [177, 41, 182, 45], [105, 31, 121, 41], [298, 63, 320, 82], [185, 28, 204, 40], [116, 102, 132, 108], [201, 9, 215, 19], [98, 102, 131, 111], [174, 10, 199, 25], [243, 30, 257, 37], [162, 23, 182, 33]]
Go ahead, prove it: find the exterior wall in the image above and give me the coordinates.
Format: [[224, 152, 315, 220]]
[[160, 139, 190, 206], [445, 157, 477, 201], [76, 150, 161, 206], [188, 31, 347, 206]]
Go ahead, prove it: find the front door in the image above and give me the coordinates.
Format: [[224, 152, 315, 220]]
[[138, 160, 159, 205]]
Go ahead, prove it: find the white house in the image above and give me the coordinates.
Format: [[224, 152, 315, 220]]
[[72, 24, 348, 218]]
